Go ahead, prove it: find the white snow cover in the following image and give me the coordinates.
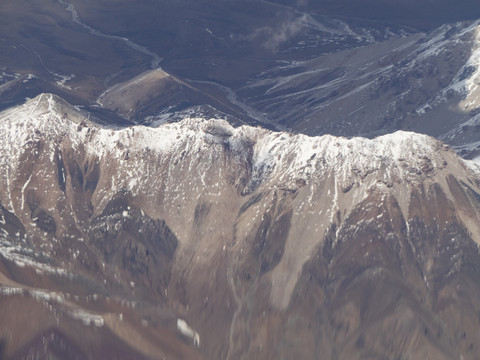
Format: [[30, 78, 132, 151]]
[[1, 93, 478, 312], [443, 23, 480, 112], [414, 21, 480, 114], [246, 126, 445, 190], [177, 318, 200, 346], [71, 309, 104, 327], [0, 93, 450, 195], [0, 238, 68, 276]]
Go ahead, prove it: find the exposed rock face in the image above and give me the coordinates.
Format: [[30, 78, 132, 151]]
[[1, 94, 480, 359]]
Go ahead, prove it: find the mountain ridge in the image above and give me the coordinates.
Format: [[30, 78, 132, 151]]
[[2, 94, 480, 359], [4, 0, 480, 358]]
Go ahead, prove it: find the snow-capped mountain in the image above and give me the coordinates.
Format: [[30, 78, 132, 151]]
[[1, 94, 480, 359], [4, 0, 480, 161], [4, 1, 480, 359], [239, 20, 480, 156]]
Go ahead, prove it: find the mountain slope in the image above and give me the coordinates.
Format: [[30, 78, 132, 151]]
[[239, 20, 480, 157], [5, 0, 480, 160], [1, 94, 480, 358]]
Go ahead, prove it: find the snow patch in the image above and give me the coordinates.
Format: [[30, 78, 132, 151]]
[[177, 318, 200, 347], [71, 309, 104, 327]]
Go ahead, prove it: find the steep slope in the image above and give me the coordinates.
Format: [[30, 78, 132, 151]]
[[0, 0, 415, 127], [5, 0, 480, 162], [240, 20, 480, 157], [1, 94, 480, 359]]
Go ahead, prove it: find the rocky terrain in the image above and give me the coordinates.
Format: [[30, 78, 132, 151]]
[[1, 94, 480, 359], [4, 0, 480, 157], [3, 0, 480, 359]]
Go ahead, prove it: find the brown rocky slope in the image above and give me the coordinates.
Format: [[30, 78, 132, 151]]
[[1, 94, 480, 359]]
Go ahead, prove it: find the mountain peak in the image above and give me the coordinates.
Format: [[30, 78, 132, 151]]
[[0, 95, 461, 195], [1, 92, 480, 359]]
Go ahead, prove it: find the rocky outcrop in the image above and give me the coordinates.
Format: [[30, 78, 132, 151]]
[[1, 94, 480, 359]]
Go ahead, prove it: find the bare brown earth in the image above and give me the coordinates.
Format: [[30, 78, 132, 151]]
[[1, 95, 480, 358], [4, 2, 480, 358]]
